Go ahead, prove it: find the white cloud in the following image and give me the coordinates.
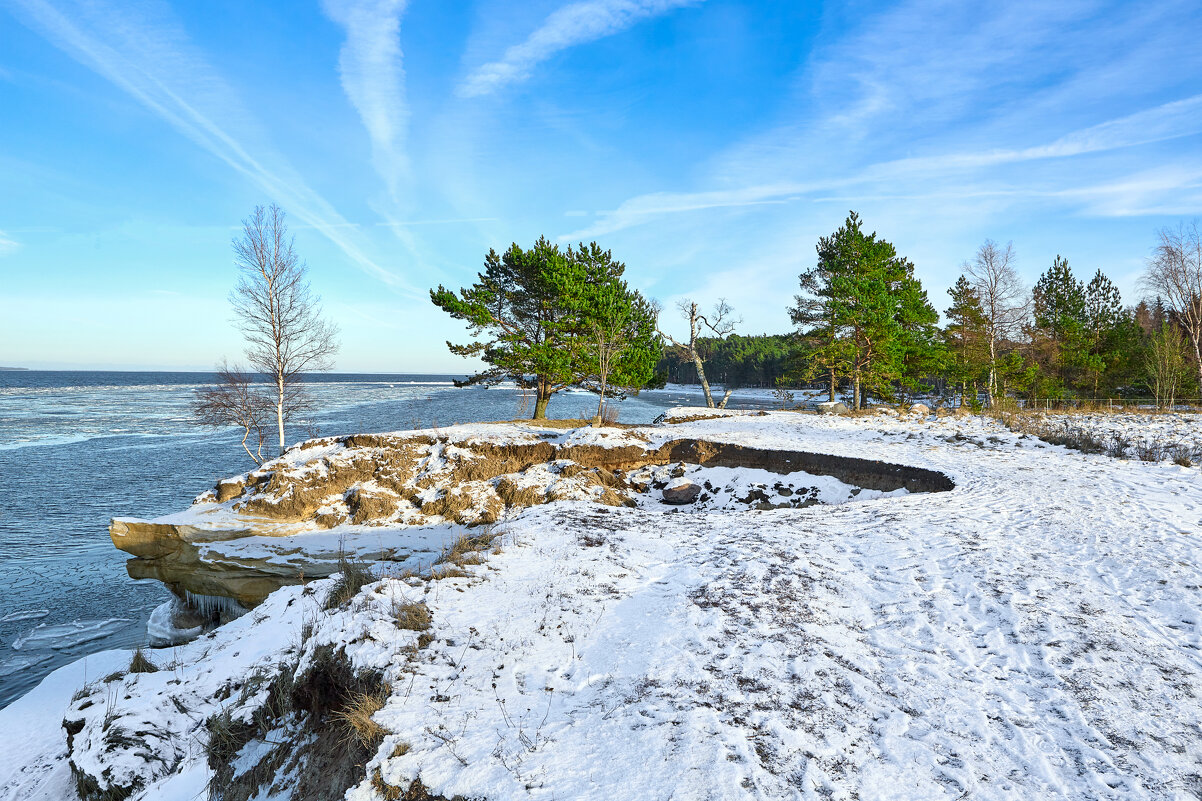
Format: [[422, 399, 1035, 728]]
[[563, 93, 1202, 241], [322, 0, 410, 201], [10, 0, 418, 294], [457, 0, 702, 98], [0, 231, 19, 256]]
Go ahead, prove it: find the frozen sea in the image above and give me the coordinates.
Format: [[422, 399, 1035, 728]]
[[0, 371, 783, 707]]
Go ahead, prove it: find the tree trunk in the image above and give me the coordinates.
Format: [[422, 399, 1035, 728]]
[[1193, 335, 1202, 400], [853, 371, 861, 411], [694, 352, 716, 408], [987, 336, 997, 407], [828, 368, 836, 402], [240, 426, 260, 465], [533, 392, 550, 420], [275, 374, 286, 456], [595, 371, 608, 424]]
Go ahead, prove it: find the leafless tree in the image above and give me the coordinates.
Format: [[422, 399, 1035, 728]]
[[1145, 324, 1187, 409], [1143, 222, 1202, 392], [658, 299, 740, 408], [963, 240, 1028, 406], [231, 204, 339, 455], [193, 363, 272, 465]]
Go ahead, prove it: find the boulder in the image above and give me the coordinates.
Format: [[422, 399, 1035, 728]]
[[815, 401, 849, 415], [662, 481, 702, 505], [908, 403, 931, 416], [215, 479, 245, 503]]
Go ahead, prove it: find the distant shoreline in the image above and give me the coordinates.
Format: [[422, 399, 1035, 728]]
[[0, 367, 29, 371]]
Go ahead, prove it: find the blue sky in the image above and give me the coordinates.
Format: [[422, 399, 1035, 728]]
[[2, 0, 1201, 371]]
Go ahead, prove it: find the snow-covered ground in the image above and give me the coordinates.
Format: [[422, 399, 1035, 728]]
[[1014, 410, 1202, 457], [3, 410, 1201, 800]]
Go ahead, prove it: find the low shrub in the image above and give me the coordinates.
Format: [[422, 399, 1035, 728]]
[[1107, 434, 1131, 459], [1135, 441, 1163, 462]]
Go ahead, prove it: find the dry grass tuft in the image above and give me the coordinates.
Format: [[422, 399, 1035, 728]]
[[439, 523, 504, 569], [332, 689, 388, 750], [391, 600, 432, 631], [494, 477, 544, 508], [128, 647, 158, 674], [371, 768, 405, 800], [325, 553, 375, 609], [428, 564, 471, 581]]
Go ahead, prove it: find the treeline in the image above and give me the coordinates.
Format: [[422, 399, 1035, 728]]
[[656, 213, 1202, 409], [655, 333, 795, 388], [429, 216, 1202, 421]]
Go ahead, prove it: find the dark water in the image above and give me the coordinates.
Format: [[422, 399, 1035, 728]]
[[0, 371, 776, 707]]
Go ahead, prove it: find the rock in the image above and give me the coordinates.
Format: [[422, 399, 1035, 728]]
[[909, 403, 931, 416], [662, 481, 702, 505], [215, 479, 245, 503], [816, 401, 849, 415]]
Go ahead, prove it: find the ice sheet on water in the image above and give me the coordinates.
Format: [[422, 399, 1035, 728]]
[[11, 619, 133, 651], [0, 610, 49, 623], [0, 651, 52, 678]]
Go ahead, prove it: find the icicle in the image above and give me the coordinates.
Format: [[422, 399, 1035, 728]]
[[183, 591, 248, 622]]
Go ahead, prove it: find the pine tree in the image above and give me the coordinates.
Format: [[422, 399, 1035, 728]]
[[943, 276, 989, 407], [792, 211, 938, 408], [1031, 255, 1087, 395], [1082, 269, 1123, 396], [431, 237, 657, 419]]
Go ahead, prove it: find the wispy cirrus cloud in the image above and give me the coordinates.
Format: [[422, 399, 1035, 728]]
[[457, 0, 702, 98], [322, 0, 410, 200], [9, 0, 417, 294], [0, 231, 19, 256], [562, 92, 1202, 240]]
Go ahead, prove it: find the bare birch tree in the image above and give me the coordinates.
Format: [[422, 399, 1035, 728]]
[[1145, 323, 1187, 409], [231, 204, 339, 455], [1143, 222, 1202, 392], [658, 299, 740, 408], [963, 240, 1028, 406], [193, 362, 272, 464]]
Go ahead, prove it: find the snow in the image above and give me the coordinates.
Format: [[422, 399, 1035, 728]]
[[4, 409, 1202, 800], [1019, 410, 1202, 455], [0, 649, 129, 801]]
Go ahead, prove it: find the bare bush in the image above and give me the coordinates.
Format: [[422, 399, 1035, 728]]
[[1135, 441, 1163, 462], [1169, 443, 1194, 467], [193, 362, 273, 465]]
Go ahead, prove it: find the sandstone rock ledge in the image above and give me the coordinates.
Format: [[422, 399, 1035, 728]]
[[113, 418, 954, 608]]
